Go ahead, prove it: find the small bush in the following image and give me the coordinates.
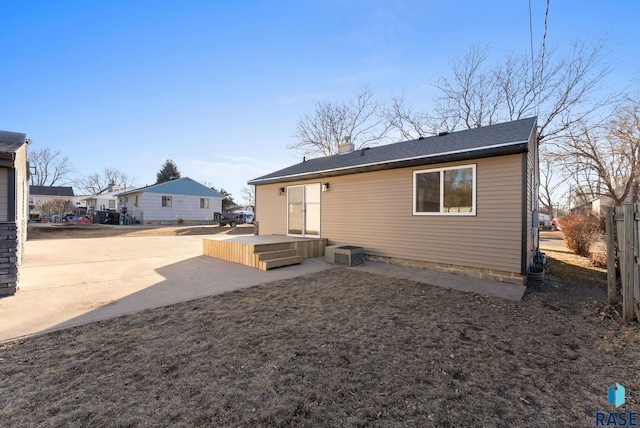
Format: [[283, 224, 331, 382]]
[[558, 212, 605, 257], [589, 252, 607, 268]]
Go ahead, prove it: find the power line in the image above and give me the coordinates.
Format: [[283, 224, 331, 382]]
[[528, 0, 535, 86], [540, 0, 550, 87], [529, 0, 551, 117]]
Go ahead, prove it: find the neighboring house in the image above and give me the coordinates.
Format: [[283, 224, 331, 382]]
[[69, 195, 89, 215], [117, 177, 223, 225], [538, 212, 551, 229], [0, 130, 29, 296], [29, 185, 75, 221], [590, 196, 611, 214], [83, 184, 134, 213], [591, 192, 640, 213], [248, 117, 539, 285]]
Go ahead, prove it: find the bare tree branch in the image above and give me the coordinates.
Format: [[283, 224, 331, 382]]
[[538, 150, 563, 217], [289, 85, 389, 157], [28, 147, 75, 186], [432, 45, 503, 130], [77, 168, 133, 195], [240, 186, 255, 206], [388, 40, 614, 143], [558, 98, 640, 206]]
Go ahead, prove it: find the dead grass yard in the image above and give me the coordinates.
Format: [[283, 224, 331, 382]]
[[1, 227, 638, 426]]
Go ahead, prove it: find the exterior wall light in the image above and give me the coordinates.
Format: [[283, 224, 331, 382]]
[[278, 187, 285, 195], [322, 183, 330, 192]]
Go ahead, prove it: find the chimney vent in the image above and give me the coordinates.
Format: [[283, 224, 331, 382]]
[[338, 139, 354, 154]]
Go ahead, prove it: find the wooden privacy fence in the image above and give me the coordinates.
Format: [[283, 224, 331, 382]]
[[606, 204, 640, 323]]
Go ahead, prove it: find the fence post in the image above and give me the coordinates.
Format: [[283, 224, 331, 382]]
[[634, 203, 640, 321], [623, 204, 635, 322], [605, 207, 617, 305]]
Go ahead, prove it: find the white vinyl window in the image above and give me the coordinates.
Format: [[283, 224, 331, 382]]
[[200, 198, 209, 209], [162, 196, 172, 207], [413, 164, 476, 215]]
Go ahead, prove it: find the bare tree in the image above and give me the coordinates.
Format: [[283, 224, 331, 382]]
[[386, 41, 612, 143], [28, 147, 75, 186], [384, 95, 436, 141], [289, 86, 389, 157], [560, 100, 640, 206], [77, 168, 133, 194], [240, 186, 255, 206], [434, 45, 504, 131], [538, 153, 563, 217]]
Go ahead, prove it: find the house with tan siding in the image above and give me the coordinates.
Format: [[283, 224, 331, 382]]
[[248, 117, 539, 285]]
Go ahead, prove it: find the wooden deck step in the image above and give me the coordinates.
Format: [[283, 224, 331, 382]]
[[253, 242, 293, 253], [256, 249, 297, 261], [258, 255, 304, 270]]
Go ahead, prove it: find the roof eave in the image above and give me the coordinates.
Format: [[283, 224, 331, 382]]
[[248, 142, 528, 186]]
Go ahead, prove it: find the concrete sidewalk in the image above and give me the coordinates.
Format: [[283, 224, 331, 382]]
[[352, 262, 526, 301], [0, 235, 526, 344]]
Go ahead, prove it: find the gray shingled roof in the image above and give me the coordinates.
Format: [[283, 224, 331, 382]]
[[29, 186, 75, 197], [0, 130, 27, 154], [248, 117, 537, 185]]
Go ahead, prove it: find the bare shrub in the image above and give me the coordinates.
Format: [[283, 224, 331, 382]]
[[40, 198, 74, 219], [558, 211, 604, 257], [589, 251, 607, 268]]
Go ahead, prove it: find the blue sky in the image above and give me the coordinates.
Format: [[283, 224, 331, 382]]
[[1, 1, 638, 203]]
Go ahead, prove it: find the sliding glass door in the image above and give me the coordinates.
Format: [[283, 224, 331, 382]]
[[287, 184, 320, 237]]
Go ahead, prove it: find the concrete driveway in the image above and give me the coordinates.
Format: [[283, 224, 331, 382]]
[[539, 231, 567, 251], [0, 234, 332, 343]]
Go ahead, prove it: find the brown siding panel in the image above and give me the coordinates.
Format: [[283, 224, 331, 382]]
[[255, 154, 524, 274]]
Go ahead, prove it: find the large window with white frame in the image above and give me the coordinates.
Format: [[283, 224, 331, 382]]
[[413, 164, 476, 215]]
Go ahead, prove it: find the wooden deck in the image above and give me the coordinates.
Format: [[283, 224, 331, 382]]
[[203, 235, 328, 270]]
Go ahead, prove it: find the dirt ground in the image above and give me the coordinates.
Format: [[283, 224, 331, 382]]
[[1, 227, 638, 426]]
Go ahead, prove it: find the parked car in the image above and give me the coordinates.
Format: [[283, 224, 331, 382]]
[[92, 210, 120, 225], [62, 213, 77, 222], [213, 212, 248, 227], [233, 209, 254, 224]]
